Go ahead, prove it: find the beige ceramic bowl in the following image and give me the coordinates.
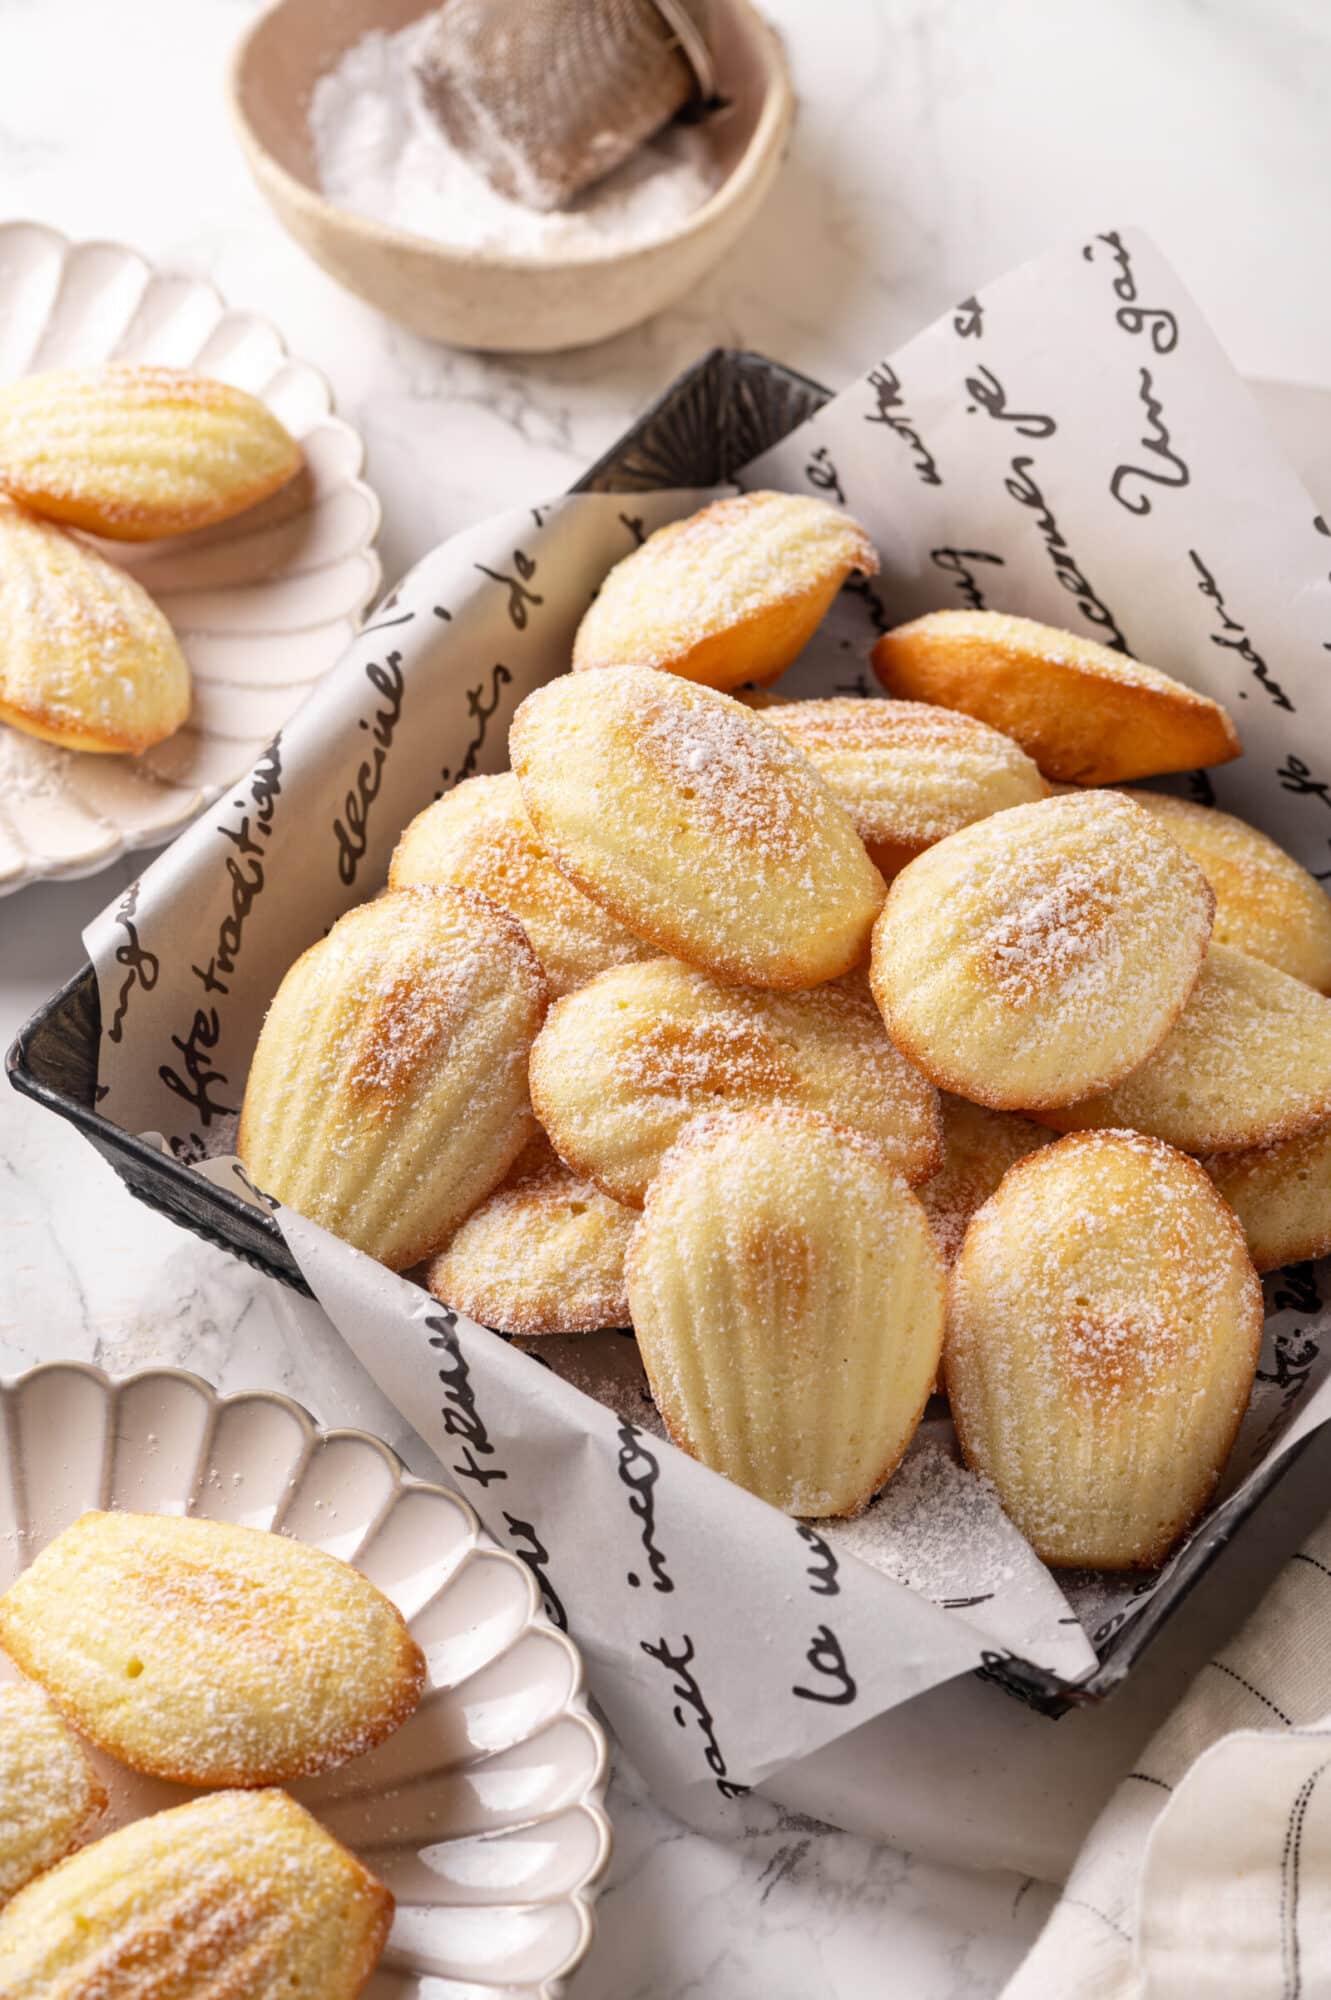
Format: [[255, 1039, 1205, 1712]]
[[229, 0, 794, 353]]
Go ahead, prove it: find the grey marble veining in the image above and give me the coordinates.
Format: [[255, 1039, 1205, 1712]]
[[3, 0, 1331, 1991]]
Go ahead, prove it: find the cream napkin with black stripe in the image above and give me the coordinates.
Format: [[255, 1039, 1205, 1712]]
[[1005, 1519, 1331, 1996]]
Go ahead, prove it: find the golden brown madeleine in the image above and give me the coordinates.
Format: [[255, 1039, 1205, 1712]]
[[239, 886, 546, 1269], [389, 772, 653, 998], [427, 1134, 634, 1334], [1042, 944, 1331, 1155], [627, 1107, 945, 1517], [1203, 1121, 1331, 1273], [920, 1094, 1055, 1268], [946, 1130, 1262, 1568], [0, 365, 302, 540], [572, 491, 879, 690], [765, 696, 1046, 876], [0, 1788, 392, 1999], [1129, 791, 1331, 991], [0, 500, 190, 753], [0, 1510, 425, 1788], [869, 792, 1214, 1110], [872, 609, 1241, 784], [529, 958, 942, 1205], [0, 1682, 106, 1904], [511, 668, 885, 989]]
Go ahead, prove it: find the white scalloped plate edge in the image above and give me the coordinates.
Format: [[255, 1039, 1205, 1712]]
[[0, 221, 383, 894], [0, 1362, 611, 1998]]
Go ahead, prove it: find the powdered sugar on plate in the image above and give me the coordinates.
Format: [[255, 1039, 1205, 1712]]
[[308, 19, 722, 259]]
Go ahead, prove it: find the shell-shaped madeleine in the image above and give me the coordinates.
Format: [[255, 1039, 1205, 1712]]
[[627, 1107, 945, 1518], [872, 609, 1241, 783], [238, 886, 547, 1269], [390, 772, 652, 997], [511, 668, 885, 988], [0, 1789, 391, 1999], [530, 957, 942, 1205], [921, 1094, 1054, 1268], [0, 1683, 106, 1905], [946, 1130, 1262, 1568], [0, 500, 190, 753], [0, 364, 302, 540], [0, 1510, 425, 1787], [572, 492, 879, 690], [1043, 944, 1331, 1154], [869, 791, 1215, 1110], [427, 1134, 634, 1334], [1203, 1120, 1331, 1273], [766, 696, 1046, 876], [1129, 791, 1331, 992]]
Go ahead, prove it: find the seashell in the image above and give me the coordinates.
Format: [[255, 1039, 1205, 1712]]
[[766, 696, 1046, 877], [627, 1106, 946, 1517], [872, 609, 1241, 784], [0, 500, 190, 754], [1042, 943, 1331, 1154], [869, 791, 1215, 1110], [413, 0, 710, 212], [530, 956, 942, 1205], [920, 1094, 1054, 1269], [1128, 790, 1331, 992], [0, 1788, 391, 1999], [427, 1134, 635, 1334], [390, 771, 653, 997], [511, 666, 886, 989], [0, 365, 302, 541], [946, 1129, 1262, 1568], [0, 1510, 425, 1787], [572, 491, 879, 690], [0, 1682, 106, 1905], [238, 886, 547, 1269], [1203, 1119, 1331, 1273]]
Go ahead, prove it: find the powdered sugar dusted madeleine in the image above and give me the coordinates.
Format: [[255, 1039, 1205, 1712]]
[[766, 696, 1046, 876], [0, 1510, 425, 1787], [947, 1130, 1262, 1568], [572, 491, 879, 689], [239, 886, 546, 1269], [530, 958, 942, 1206], [0, 1682, 106, 1905], [0, 1788, 391, 1999], [0, 365, 302, 541], [390, 772, 652, 997], [427, 1134, 633, 1334], [0, 500, 189, 753], [511, 668, 885, 988], [1203, 1121, 1331, 1273], [1129, 791, 1331, 992], [872, 610, 1241, 784], [869, 791, 1215, 1110], [628, 1108, 945, 1517], [921, 1095, 1054, 1268], [1042, 944, 1331, 1154]]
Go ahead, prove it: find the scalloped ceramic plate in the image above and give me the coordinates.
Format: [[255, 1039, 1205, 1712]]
[[0, 221, 381, 893], [0, 1364, 610, 1997]]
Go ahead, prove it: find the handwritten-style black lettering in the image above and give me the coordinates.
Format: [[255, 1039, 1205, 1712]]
[[1003, 457, 1128, 648], [158, 1007, 232, 1124], [1083, 230, 1179, 353], [954, 294, 984, 339], [439, 664, 513, 792], [641, 1633, 748, 1798], [106, 877, 158, 1045], [864, 365, 942, 487], [332, 653, 406, 886], [424, 1310, 508, 1489], [1189, 551, 1295, 712], [792, 1623, 857, 1706], [805, 446, 845, 505], [965, 365, 1056, 438], [796, 1522, 839, 1597], [617, 511, 647, 547], [617, 1421, 675, 1593], [477, 549, 544, 628], [930, 545, 1006, 612], [1110, 368, 1190, 516], [503, 1514, 568, 1629]]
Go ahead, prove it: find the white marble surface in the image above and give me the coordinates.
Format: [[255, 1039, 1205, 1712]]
[[4, 0, 1331, 1991]]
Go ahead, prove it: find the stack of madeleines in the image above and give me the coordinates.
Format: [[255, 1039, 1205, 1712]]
[[0, 1508, 423, 1992], [239, 489, 1331, 1572], [0, 364, 302, 755]]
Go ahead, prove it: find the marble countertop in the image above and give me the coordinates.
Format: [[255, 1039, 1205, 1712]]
[[4, 0, 1331, 1991]]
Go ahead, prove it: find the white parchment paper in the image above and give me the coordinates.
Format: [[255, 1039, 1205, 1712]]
[[86, 229, 1331, 1817]]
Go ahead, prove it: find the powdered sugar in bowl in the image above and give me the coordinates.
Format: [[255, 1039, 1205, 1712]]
[[230, 0, 794, 352]]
